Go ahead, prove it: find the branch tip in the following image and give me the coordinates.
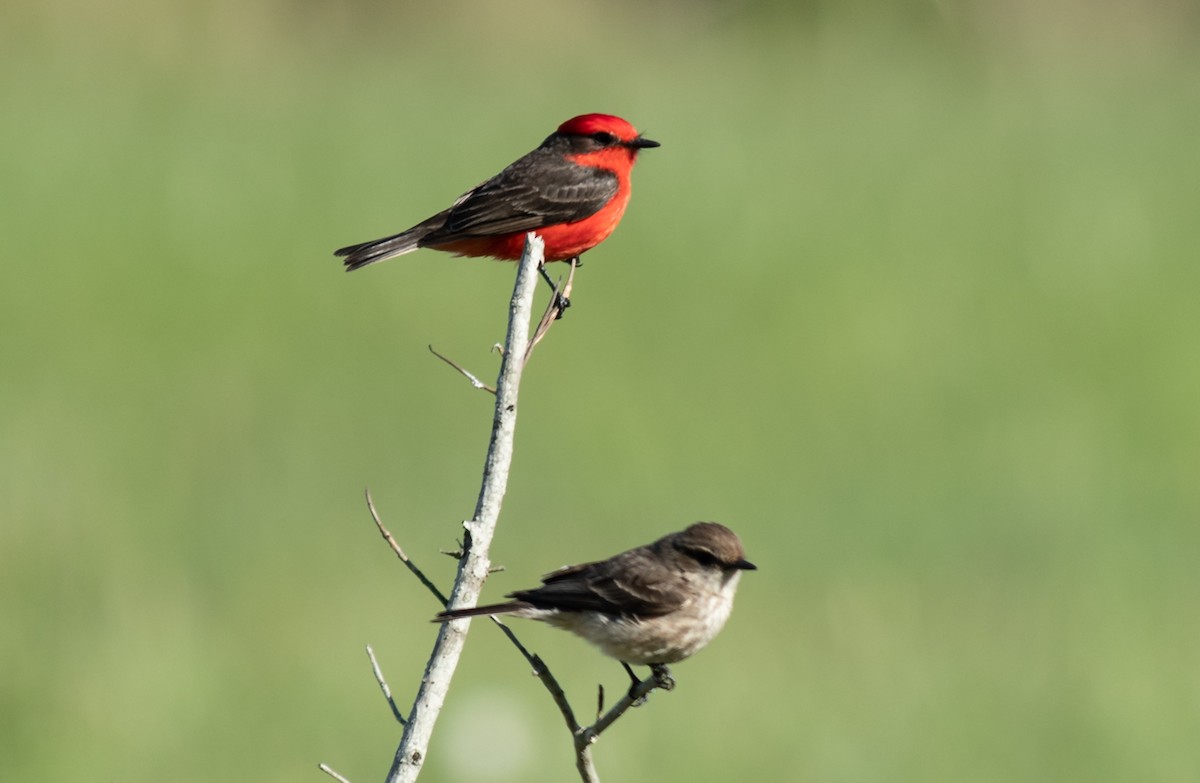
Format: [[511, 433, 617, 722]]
[[318, 762, 353, 783]]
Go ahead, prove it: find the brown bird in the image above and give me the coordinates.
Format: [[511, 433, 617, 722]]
[[435, 522, 755, 690]]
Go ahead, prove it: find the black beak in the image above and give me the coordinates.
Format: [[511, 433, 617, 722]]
[[629, 135, 660, 149], [733, 559, 757, 571]]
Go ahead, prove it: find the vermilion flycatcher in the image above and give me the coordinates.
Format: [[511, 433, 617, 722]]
[[435, 522, 754, 688], [335, 114, 658, 271]]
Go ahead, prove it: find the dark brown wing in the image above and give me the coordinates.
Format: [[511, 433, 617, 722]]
[[427, 146, 618, 240], [509, 548, 686, 619]]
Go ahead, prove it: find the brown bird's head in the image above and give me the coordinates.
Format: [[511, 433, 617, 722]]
[[669, 522, 756, 574]]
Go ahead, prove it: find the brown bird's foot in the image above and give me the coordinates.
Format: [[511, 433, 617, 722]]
[[650, 663, 675, 692], [622, 662, 675, 705]]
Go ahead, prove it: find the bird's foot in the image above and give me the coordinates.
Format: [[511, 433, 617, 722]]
[[621, 662, 674, 705], [650, 663, 676, 692], [538, 261, 573, 319], [621, 662, 649, 706]]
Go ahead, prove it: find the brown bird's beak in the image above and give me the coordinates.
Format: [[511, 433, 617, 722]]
[[629, 135, 660, 149], [733, 559, 757, 571]]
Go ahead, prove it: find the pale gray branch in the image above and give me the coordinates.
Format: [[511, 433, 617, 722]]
[[365, 645, 406, 725], [355, 235, 659, 783], [383, 233, 544, 783]]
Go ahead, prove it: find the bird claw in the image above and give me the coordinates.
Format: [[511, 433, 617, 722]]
[[538, 260, 573, 319], [552, 292, 571, 318], [650, 664, 675, 692], [621, 662, 674, 705]]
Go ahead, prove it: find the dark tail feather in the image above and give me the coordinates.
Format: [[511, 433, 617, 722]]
[[433, 600, 531, 622], [336, 207, 454, 271], [335, 231, 423, 271]]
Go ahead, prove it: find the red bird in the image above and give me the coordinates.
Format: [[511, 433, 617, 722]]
[[335, 114, 659, 271]]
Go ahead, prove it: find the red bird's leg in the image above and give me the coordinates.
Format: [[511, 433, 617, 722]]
[[538, 259, 574, 316]]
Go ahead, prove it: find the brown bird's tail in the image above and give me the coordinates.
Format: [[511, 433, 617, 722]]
[[433, 600, 532, 622]]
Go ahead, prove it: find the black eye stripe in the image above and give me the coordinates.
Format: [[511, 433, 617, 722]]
[[590, 131, 618, 145]]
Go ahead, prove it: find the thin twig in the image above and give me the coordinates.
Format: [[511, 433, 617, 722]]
[[384, 233, 544, 783], [366, 488, 449, 606], [491, 618, 581, 733], [428, 345, 497, 395], [366, 645, 406, 725], [318, 763, 353, 783], [482, 609, 670, 783], [584, 672, 662, 742], [568, 671, 667, 782]]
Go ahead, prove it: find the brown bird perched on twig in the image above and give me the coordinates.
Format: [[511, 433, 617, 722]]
[[435, 522, 755, 691]]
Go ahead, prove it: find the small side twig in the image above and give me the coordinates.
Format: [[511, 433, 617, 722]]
[[491, 618, 582, 733], [366, 488, 449, 606], [366, 645, 406, 725], [428, 345, 497, 395], [584, 672, 662, 742], [318, 762, 353, 783]]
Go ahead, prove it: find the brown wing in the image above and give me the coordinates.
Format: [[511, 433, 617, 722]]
[[508, 548, 685, 618]]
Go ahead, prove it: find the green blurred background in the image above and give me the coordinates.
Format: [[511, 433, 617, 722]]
[[3, 1, 1198, 780]]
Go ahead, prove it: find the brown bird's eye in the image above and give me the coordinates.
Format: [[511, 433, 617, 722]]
[[590, 131, 618, 145]]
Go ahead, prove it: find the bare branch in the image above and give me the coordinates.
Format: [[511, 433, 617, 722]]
[[428, 344, 497, 395], [355, 238, 659, 783], [481, 610, 672, 783], [493, 620, 581, 732], [366, 645, 406, 725], [318, 762, 353, 783], [366, 488, 449, 606], [384, 233, 544, 783], [563, 671, 668, 782]]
